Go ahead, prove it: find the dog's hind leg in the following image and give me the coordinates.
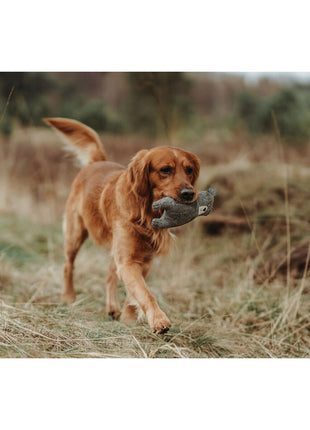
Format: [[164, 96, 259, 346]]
[[63, 211, 88, 304], [120, 295, 138, 323], [106, 258, 121, 319]]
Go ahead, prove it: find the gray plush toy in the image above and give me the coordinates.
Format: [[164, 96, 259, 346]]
[[152, 187, 217, 229]]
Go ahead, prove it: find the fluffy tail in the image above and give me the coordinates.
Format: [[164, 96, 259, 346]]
[[43, 117, 106, 166]]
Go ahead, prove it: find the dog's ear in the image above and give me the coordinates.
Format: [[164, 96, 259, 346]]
[[128, 150, 151, 197], [189, 153, 200, 185]]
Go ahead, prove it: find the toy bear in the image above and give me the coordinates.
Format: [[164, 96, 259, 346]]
[[152, 187, 217, 229]]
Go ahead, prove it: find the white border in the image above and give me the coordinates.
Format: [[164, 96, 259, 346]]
[[2, 0, 310, 71], [1, 359, 309, 429]]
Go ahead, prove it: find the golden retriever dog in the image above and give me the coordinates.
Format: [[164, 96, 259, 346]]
[[44, 118, 200, 333]]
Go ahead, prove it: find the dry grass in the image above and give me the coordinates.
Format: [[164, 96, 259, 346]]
[[0, 127, 309, 358]]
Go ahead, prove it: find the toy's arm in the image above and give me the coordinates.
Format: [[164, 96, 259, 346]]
[[207, 187, 217, 197], [152, 197, 174, 212]]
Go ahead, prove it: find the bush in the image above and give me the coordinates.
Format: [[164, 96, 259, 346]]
[[59, 98, 123, 133], [235, 87, 310, 142]]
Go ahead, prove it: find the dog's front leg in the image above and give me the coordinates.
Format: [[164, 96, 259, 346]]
[[117, 262, 171, 334]]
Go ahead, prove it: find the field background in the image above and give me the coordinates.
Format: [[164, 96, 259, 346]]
[[0, 72, 309, 358]]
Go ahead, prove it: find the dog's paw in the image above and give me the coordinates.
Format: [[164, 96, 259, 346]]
[[108, 309, 121, 320], [149, 311, 171, 334], [107, 300, 121, 319], [61, 292, 76, 305]]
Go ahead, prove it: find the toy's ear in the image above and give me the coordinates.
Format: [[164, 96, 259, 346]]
[[189, 153, 200, 185], [128, 150, 151, 197]]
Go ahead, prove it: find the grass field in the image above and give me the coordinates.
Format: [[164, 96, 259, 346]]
[[0, 127, 309, 357]]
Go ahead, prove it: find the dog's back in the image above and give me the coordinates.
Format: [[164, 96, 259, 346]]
[[71, 161, 124, 245]]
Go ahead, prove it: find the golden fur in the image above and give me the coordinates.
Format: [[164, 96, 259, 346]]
[[44, 117, 200, 333]]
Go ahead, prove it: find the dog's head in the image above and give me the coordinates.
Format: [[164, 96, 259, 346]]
[[128, 146, 200, 204]]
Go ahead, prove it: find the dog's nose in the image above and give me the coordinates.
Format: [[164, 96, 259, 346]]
[[180, 188, 195, 202]]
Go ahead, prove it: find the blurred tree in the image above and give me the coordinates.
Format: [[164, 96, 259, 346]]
[[2, 72, 310, 144], [234, 91, 259, 133], [123, 72, 193, 139]]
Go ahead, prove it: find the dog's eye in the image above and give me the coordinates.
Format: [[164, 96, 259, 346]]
[[186, 167, 193, 175], [160, 167, 172, 175]]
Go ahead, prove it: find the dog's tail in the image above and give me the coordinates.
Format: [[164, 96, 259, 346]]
[[43, 117, 106, 166]]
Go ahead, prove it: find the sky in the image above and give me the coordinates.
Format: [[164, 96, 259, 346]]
[[233, 72, 310, 83]]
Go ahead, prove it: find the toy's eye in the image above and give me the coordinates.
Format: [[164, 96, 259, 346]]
[[186, 167, 193, 175], [160, 167, 172, 175]]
